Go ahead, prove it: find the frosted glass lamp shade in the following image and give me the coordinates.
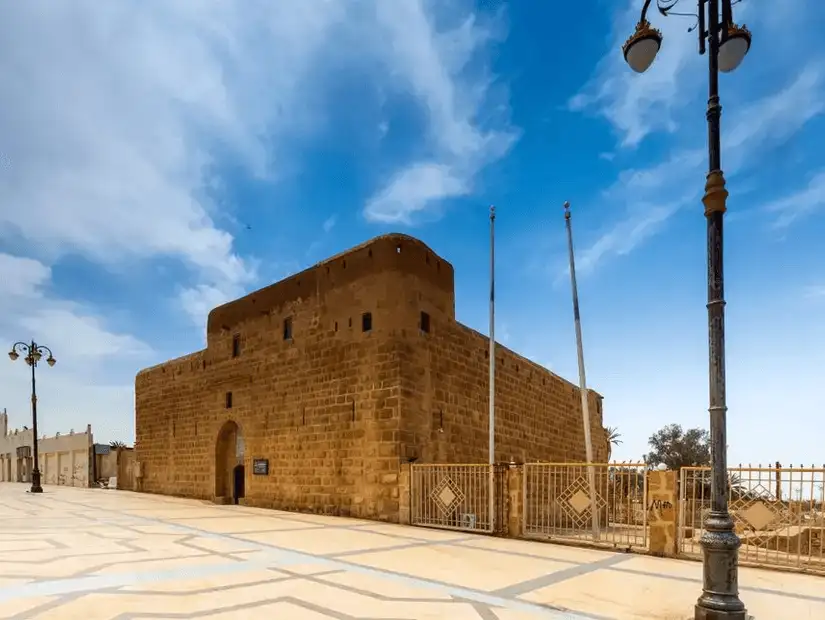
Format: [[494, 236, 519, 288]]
[[718, 24, 751, 73], [622, 21, 663, 74]]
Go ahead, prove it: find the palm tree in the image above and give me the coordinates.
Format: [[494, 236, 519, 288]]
[[109, 441, 128, 470], [605, 426, 622, 462]]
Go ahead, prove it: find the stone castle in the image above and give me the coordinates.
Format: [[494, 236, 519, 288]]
[[135, 234, 608, 521]]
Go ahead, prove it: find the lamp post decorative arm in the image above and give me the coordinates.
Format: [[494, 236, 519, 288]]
[[10, 341, 56, 366], [8, 341, 57, 494], [621, 2, 751, 619], [624, 1, 751, 73]]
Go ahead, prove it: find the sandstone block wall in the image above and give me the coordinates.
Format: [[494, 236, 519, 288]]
[[398, 317, 607, 465], [136, 235, 454, 520], [135, 233, 607, 522]]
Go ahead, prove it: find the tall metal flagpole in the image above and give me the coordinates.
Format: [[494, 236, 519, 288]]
[[488, 205, 496, 532], [564, 201, 599, 540]]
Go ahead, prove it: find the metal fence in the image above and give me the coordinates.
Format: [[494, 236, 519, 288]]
[[522, 462, 648, 550], [410, 464, 509, 534], [679, 465, 825, 573]]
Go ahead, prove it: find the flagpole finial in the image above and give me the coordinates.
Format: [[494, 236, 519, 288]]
[[563, 201, 571, 220], [489, 204, 495, 220]]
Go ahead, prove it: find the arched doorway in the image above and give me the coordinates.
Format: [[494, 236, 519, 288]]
[[215, 420, 245, 504]]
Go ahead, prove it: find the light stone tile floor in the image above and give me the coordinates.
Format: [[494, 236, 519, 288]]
[[0, 483, 823, 619]]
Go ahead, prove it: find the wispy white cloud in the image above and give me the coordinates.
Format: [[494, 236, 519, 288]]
[[363, 1, 517, 224], [365, 163, 469, 223], [1, 0, 514, 323], [568, 0, 703, 149], [724, 63, 825, 173], [765, 170, 825, 229], [0, 253, 152, 442], [0, 0, 341, 325], [0, 254, 151, 360], [569, 0, 821, 152], [322, 215, 337, 234], [567, 62, 825, 276], [572, 201, 688, 278]]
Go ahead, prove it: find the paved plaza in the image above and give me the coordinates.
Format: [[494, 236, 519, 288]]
[[0, 484, 822, 619]]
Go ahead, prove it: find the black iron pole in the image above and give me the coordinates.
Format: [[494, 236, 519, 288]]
[[30, 341, 43, 493], [695, 0, 745, 618]]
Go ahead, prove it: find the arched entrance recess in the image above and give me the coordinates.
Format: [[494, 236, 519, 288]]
[[215, 420, 245, 504]]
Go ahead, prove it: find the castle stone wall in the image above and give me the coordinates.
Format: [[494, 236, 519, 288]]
[[135, 234, 606, 522]]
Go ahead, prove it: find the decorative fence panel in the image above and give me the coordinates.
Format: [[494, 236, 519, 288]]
[[410, 464, 509, 534], [679, 465, 825, 573], [522, 462, 649, 550]]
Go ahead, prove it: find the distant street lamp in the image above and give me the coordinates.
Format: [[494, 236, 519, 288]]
[[621, 2, 751, 619], [8, 341, 57, 494]]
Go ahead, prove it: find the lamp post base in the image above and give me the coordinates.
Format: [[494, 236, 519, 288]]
[[30, 470, 43, 494], [694, 606, 748, 620], [694, 512, 747, 620]]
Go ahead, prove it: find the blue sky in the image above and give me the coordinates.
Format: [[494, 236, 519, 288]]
[[1, 0, 823, 467]]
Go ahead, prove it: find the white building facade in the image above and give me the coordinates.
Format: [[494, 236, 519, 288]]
[[0, 410, 94, 487]]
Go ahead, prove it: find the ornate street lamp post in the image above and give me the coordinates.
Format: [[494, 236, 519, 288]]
[[8, 341, 57, 494], [621, 2, 751, 619]]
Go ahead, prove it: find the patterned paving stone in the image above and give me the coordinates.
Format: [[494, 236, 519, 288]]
[[0, 483, 823, 620]]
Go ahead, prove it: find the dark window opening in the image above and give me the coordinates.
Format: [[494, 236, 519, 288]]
[[368, 249, 373, 258], [334, 321, 338, 332], [231, 334, 240, 358], [436, 261, 441, 272], [326, 266, 330, 274], [420, 311, 430, 333], [342, 259, 347, 268], [348, 317, 352, 328], [225, 392, 233, 409], [362, 312, 372, 332], [283, 317, 293, 340], [484, 349, 489, 359]]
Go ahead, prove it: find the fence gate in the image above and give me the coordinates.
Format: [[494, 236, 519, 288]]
[[679, 465, 825, 573], [522, 462, 649, 550], [410, 464, 508, 534]]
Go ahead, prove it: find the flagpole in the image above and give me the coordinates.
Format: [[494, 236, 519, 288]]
[[488, 204, 496, 532], [564, 201, 600, 540]]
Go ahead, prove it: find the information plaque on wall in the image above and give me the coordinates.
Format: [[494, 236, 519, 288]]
[[253, 459, 269, 476]]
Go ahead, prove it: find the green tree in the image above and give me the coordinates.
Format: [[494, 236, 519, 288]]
[[645, 424, 710, 470]]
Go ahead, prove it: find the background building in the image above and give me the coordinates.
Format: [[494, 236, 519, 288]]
[[0, 410, 93, 487], [135, 234, 608, 521]]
